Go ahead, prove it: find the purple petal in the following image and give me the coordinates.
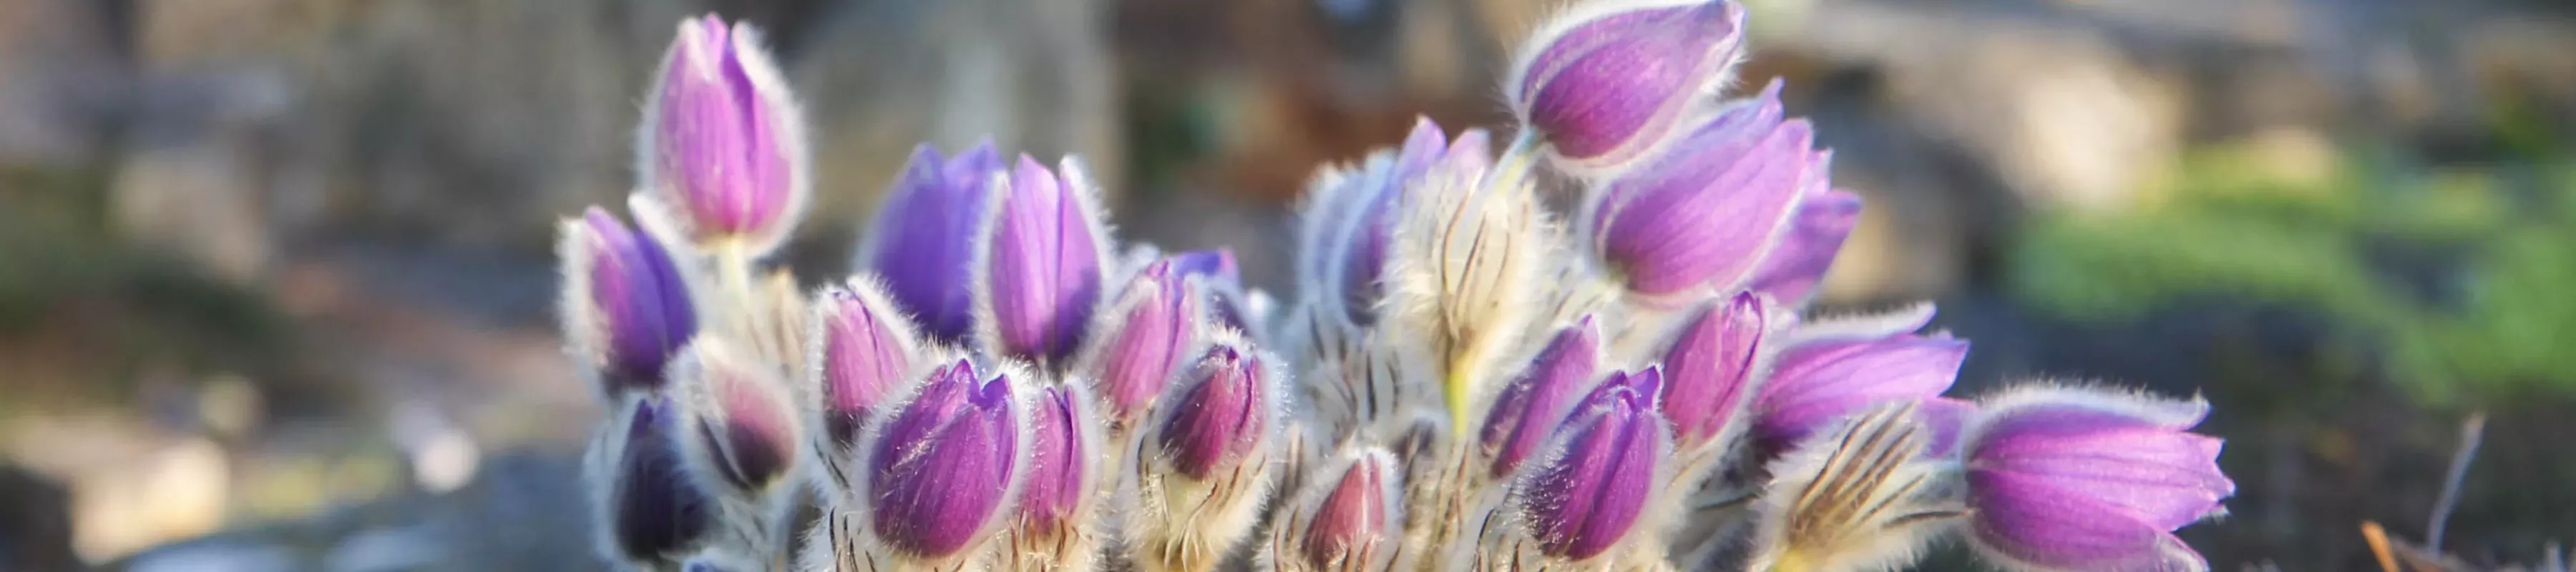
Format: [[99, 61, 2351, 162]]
[[1968, 468, 2212, 571], [817, 282, 916, 445], [1968, 405, 2233, 529], [1520, 1, 1746, 167], [1156, 344, 1270, 480], [1300, 451, 1396, 566], [698, 359, 797, 492], [1754, 333, 1967, 445], [1916, 397, 1976, 458], [1478, 317, 1604, 478], [1088, 260, 1200, 419], [869, 360, 1020, 558], [870, 142, 1000, 342], [1657, 293, 1767, 445], [610, 397, 711, 559], [986, 155, 1105, 365], [581, 207, 696, 391], [1521, 388, 1662, 560], [1022, 385, 1092, 529], [1746, 189, 1862, 305], [654, 16, 791, 237], [1597, 119, 1815, 296]]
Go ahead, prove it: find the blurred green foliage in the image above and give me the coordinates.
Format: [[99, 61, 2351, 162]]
[[2009, 127, 2576, 403]]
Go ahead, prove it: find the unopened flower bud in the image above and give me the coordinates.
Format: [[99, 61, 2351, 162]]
[[1746, 189, 1861, 306], [1156, 343, 1276, 480], [1383, 124, 1548, 434], [1753, 331, 1968, 448], [811, 277, 919, 446], [596, 395, 712, 563], [1588, 80, 1819, 299], [1075, 258, 1204, 421], [1478, 317, 1604, 478], [866, 358, 1028, 560], [1962, 386, 2234, 571], [1134, 334, 1284, 572], [1516, 380, 1671, 561], [1022, 384, 1102, 531], [976, 154, 1112, 368], [562, 207, 697, 393], [1657, 292, 1770, 449], [867, 142, 1003, 342], [672, 339, 802, 495], [1277, 448, 1402, 572], [639, 14, 808, 252], [1511, 0, 1748, 173], [1294, 119, 1483, 327]]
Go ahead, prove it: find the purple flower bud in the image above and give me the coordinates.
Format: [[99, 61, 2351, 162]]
[[1335, 120, 1455, 321], [814, 278, 919, 446], [1746, 189, 1862, 305], [1170, 248, 1254, 332], [1021, 384, 1099, 531], [867, 142, 1003, 342], [869, 358, 1024, 558], [1293, 449, 1401, 569], [564, 207, 696, 393], [1511, 0, 1747, 172], [1657, 292, 1769, 447], [1589, 82, 1818, 298], [1077, 258, 1202, 420], [643, 15, 805, 247], [1753, 332, 1968, 447], [1963, 390, 2233, 571], [1156, 342, 1276, 480], [1518, 382, 1669, 561], [606, 396, 711, 561], [1478, 317, 1604, 478], [680, 343, 801, 493], [978, 154, 1111, 367], [1581, 367, 1664, 412]]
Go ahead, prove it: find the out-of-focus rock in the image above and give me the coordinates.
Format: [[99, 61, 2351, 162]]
[[0, 0, 129, 167], [0, 464, 78, 572], [3, 415, 231, 564]]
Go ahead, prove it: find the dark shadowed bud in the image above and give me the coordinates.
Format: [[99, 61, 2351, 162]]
[[866, 142, 1003, 342], [975, 154, 1112, 368], [1963, 385, 2233, 572], [598, 395, 712, 563], [1021, 383, 1102, 531], [1587, 80, 1821, 300], [562, 207, 697, 394], [1510, 0, 1748, 174], [1753, 330, 1968, 448], [866, 358, 1028, 560], [1657, 292, 1770, 449], [671, 339, 801, 495], [1275, 448, 1402, 572], [664, 340, 793, 497], [1516, 380, 1672, 562], [1156, 343, 1276, 480], [811, 277, 919, 446], [1746, 189, 1862, 306], [637, 14, 807, 252], [1478, 317, 1604, 478], [1073, 258, 1204, 422]]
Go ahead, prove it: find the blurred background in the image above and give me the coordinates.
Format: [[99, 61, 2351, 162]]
[[0, 0, 2571, 569]]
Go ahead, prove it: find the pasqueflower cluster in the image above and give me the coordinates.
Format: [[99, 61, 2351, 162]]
[[563, 4, 2236, 571]]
